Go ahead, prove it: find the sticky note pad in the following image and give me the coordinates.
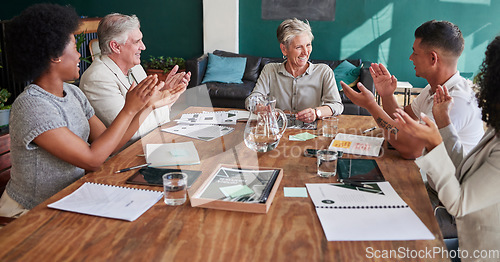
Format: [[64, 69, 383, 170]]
[[169, 149, 189, 157], [294, 132, 317, 141], [290, 132, 317, 141], [331, 140, 352, 149], [289, 135, 305, 141], [284, 187, 308, 197], [220, 185, 254, 198]]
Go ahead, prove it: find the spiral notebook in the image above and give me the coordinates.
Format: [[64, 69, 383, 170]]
[[48, 182, 163, 222], [306, 182, 434, 241]]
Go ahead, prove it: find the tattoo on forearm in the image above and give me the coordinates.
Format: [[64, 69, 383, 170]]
[[376, 117, 399, 135]]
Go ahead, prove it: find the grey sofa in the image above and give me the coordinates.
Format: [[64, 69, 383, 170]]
[[186, 50, 375, 115]]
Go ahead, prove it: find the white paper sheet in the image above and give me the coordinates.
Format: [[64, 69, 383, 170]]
[[329, 133, 384, 157], [146, 141, 201, 167], [162, 124, 234, 141], [175, 111, 238, 125]]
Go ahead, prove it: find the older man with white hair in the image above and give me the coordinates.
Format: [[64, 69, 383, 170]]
[[80, 13, 190, 144]]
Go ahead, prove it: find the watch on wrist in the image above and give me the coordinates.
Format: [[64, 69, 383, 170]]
[[315, 108, 322, 120]]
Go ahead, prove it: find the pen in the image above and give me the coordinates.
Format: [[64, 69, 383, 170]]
[[362, 126, 377, 134], [342, 180, 375, 189], [115, 163, 150, 173]]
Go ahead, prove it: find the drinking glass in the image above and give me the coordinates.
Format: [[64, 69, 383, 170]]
[[317, 150, 338, 178], [162, 172, 187, 205], [322, 116, 338, 137]]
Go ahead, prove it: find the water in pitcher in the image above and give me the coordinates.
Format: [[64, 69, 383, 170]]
[[244, 127, 280, 152], [244, 94, 287, 153]]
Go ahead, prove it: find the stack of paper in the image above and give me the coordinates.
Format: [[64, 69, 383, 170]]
[[146, 141, 201, 167], [329, 133, 384, 157], [175, 111, 239, 125], [162, 124, 234, 142], [165, 111, 244, 141]]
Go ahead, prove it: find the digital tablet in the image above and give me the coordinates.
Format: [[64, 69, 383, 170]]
[[336, 158, 385, 182], [126, 167, 202, 188]]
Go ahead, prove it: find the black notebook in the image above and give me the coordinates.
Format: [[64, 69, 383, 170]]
[[126, 167, 202, 188], [336, 158, 385, 182]]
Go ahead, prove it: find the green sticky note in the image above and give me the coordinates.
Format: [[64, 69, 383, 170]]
[[220, 185, 254, 198], [289, 135, 305, 141], [169, 149, 189, 157], [284, 187, 308, 197], [294, 132, 317, 141]]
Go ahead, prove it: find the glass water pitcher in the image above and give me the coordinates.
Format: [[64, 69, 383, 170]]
[[244, 95, 287, 152]]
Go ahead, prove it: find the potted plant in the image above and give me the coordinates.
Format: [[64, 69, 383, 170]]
[[0, 47, 11, 128], [75, 31, 92, 65], [0, 88, 11, 128], [142, 56, 186, 82]]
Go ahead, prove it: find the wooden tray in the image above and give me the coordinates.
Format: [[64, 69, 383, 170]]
[[190, 164, 283, 214]]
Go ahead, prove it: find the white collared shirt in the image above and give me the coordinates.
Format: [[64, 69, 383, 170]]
[[411, 71, 484, 153]]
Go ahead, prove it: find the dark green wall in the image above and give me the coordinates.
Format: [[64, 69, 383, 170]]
[[3, 0, 500, 88], [240, 0, 500, 87], [0, 0, 203, 60]]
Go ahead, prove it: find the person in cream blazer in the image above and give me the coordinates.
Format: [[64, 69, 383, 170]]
[[81, 54, 166, 142], [80, 13, 189, 145]]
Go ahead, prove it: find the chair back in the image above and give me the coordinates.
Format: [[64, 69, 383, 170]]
[[0, 133, 11, 195], [89, 38, 101, 61], [0, 133, 15, 226]]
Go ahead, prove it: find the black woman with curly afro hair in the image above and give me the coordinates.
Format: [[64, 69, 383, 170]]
[[392, 36, 500, 257], [475, 36, 500, 133], [0, 3, 161, 216]]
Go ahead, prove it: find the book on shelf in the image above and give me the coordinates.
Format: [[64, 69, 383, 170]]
[[306, 182, 435, 241], [190, 164, 283, 214], [48, 182, 163, 222]]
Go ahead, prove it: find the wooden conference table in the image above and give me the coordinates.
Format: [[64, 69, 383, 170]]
[[0, 107, 446, 261]]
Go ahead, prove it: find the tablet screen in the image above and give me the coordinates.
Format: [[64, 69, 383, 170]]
[[336, 158, 385, 182], [126, 167, 202, 188]]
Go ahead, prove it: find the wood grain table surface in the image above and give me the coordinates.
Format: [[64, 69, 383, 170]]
[[0, 107, 448, 262]]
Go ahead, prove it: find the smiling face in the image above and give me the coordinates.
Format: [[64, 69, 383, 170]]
[[409, 38, 431, 78], [120, 28, 146, 70], [281, 32, 312, 70], [55, 35, 81, 81]]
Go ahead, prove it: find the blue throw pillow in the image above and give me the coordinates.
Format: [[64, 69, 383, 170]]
[[334, 60, 363, 91], [202, 53, 247, 84]]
